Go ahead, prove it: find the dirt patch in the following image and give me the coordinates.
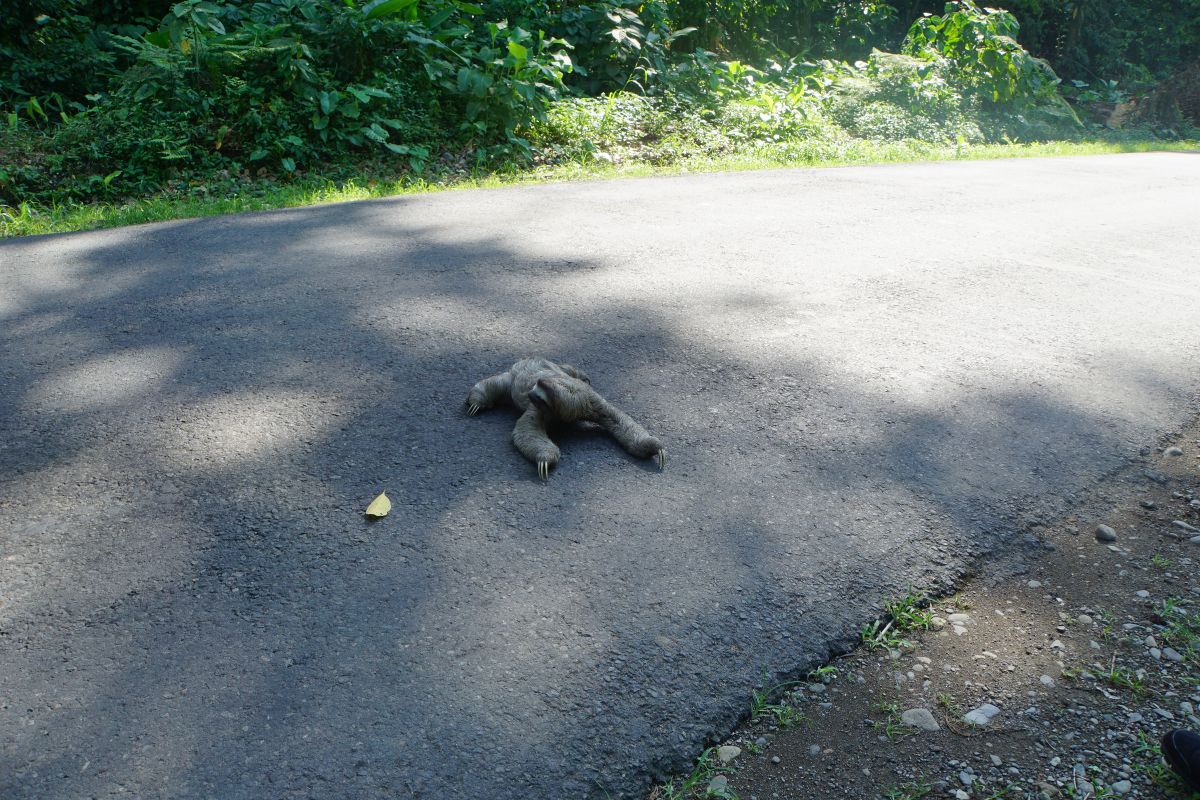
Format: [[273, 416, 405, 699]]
[[654, 418, 1200, 800]]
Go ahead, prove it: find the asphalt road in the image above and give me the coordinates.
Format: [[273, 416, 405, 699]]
[[2, 153, 1199, 799]]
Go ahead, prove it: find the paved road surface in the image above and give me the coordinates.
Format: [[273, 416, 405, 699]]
[[2, 154, 1199, 799]]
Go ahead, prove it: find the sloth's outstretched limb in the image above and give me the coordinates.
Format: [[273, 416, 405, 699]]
[[465, 371, 513, 416], [512, 408, 560, 480], [558, 364, 591, 384], [594, 400, 667, 470]]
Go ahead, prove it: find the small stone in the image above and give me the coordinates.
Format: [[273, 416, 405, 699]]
[[1174, 520, 1200, 533], [948, 613, 971, 624], [1151, 647, 1162, 659], [808, 744, 821, 756], [990, 755, 1003, 767], [1111, 780, 1132, 795], [1128, 712, 1144, 723], [1050, 756, 1062, 767], [900, 708, 940, 732], [930, 616, 947, 630], [1190, 536, 1200, 545], [1135, 590, 1150, 598], [1096, 525, 1118, 542], [807, 683, 825, 694], [1164, 647, 1184, 662], [1078, 614, 1093, 625], [960, 770, 974, 786], [1141, 500, 1157, 509], [1028, 580, 1043, 589], [1146, 635, 1159, 648], [707, 775, 729, 793], [1166, 446, 1185, 456], [755, 737, 767, 747], [1050, 639, 1064, 650], [1182, 702, 1195, 715], [1040, 675, 1055, 688], [963, 704, 1001, 726], [717, 745, 742, 765], [770, 755, 781, 764], [955, 791, 970, 800]]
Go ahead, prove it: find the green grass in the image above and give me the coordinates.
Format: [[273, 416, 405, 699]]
[[873, 699, 913, 741], [862, 588, 936, 650], [652, 746, 726, 800], [749, 679, 806, 729], [3, 138, 1195, 238], [883, 779, 932, 800]]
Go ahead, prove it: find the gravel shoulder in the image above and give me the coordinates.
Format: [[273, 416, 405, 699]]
[[669, 420, 1200, 800]]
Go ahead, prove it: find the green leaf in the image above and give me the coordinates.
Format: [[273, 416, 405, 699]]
[[144, 30, 170, 48], [281, 157, 296, 172], [363, 0, 419, 20], [507, 40, 527, 63], [319, 91, 337, 115]]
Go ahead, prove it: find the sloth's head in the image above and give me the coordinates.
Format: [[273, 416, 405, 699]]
[[528, 376, 593, 421]]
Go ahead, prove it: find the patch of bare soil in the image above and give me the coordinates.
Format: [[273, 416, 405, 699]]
[[655, 418, 1200, 800]]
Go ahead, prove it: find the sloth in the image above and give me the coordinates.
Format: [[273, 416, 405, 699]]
[[466, 357, 667, 479]]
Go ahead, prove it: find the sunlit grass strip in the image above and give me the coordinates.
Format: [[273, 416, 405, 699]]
[[2, 138, 1195, 238]]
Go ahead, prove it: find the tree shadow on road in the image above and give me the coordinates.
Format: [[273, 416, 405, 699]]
[[0, 193, 1196, 799]]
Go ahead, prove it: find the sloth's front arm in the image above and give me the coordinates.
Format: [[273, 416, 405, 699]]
[[465, 371, 514, 416]]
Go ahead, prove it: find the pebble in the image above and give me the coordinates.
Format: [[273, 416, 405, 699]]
[[1190, 536, 1200, 545], [963, 704, 1001, 726], [1182, 702, 1195, 715], [1166, 446, 1185, 456], [1050, 756, 1062, 767], [1174, 520, 1200, 533], [755, 737, 767, 747], [990, 755, 1002, 767], [808, 744, 821, 756], [1146, 635, 1159, 648], [1040, 675, 1055, 688], [1151, 647, 1162, 659], [1028, 580, 1043, 589], [954, 791, 969, 800], [1164, 647, 1184, 662], [1141, 500, 1157, 509], [959, 770, 973, 786], [1111, 779, 1132, 795], [900, 708, 940, 732], [1135, 590, 1150, 598], [717, 745, 742, 765], [707, 775, 728, 793], [1096, 524, 1118, 542], [1078, 614, 1093, 625], [770, 755, 781, 764], [948, 613, 971, 624]]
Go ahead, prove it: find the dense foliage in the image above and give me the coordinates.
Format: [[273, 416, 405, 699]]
[[1, 0, 1196, 207]]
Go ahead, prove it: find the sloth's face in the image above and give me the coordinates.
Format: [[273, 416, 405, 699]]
[[528, 376, 592, 421]]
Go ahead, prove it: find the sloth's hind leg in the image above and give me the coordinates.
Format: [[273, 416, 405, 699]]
[[595, 401, 666, 470]]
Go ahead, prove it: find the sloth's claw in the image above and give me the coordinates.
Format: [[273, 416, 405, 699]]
[[657, 449, 667, 470], [466, 403, 480, 416], [537, 461, 550, 480]]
